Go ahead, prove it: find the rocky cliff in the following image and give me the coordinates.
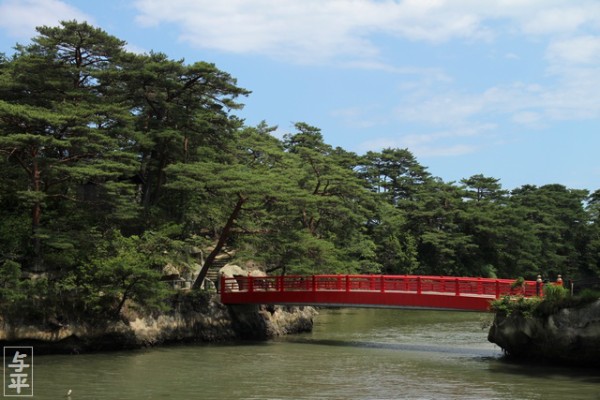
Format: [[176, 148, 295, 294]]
[[488, 299, 600, 367], [0, 295, 317, 355]]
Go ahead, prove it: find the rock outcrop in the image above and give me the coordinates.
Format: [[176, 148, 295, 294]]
[[229, 304, 316, 340], [1, 261, 317, 354], [488, 299, 600, 367], [0, 295, 316, 355]]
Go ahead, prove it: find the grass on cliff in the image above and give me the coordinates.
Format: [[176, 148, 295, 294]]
[[490, 284, 600, 318]]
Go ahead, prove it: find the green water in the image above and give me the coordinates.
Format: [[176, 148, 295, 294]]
[[22, 309, 600, 399]]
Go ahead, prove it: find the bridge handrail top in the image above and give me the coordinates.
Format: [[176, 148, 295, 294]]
[[221, 274, 536, 284]]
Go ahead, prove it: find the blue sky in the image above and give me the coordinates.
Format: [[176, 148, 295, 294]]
[[1, 0, 600, 191]]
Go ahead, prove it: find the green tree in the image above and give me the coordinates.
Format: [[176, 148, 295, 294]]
[[359, 148, 431, 204], [357, 148, 433, 274], [405, 179, 476, 275], [460, 174, 507, 202], [0, 21, 136, 271], [0, 260, 27, 316], [166, 123, 303, 287], [74, 231, 169, 319], [582, 189, 600, 278], [493, 202, 541, 278], [368, 202, 418, 274], [509, 184, 589, 279], [459, 174, 508, 277], [283, 123, 379, 274], [120, 52, 250, 212]]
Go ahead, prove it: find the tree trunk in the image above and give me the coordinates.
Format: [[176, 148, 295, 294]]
[[31, 157, 44, 272], [192, 194, 247, 290]]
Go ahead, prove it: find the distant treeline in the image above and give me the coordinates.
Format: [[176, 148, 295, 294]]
[[1, 22, 599, 322]]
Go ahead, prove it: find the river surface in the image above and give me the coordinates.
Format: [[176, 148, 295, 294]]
[[24, 309, 600, 399]]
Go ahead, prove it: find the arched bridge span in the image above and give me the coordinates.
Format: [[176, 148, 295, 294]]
[[219, 275, 538, 312]]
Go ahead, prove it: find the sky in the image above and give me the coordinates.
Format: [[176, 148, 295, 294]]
[[1, 0, 600, 192]]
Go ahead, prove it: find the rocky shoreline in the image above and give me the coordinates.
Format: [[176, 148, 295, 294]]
[[0, 295, 317, 355], [8, 287, 599, 367], [488, 299, 600, 367]]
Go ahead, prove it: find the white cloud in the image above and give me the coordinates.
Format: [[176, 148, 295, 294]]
[[0, 0, 92, 39], [547, 36, 600, 65], [134, 0, 387, 63], [131, 0, 600, 64], [129, 0, 600, 160], [408, 97, 479, 124], [393, 72, 600, 129], [358, 137, 402, 151], [330, 105, 385, 129], [385, 3, 490, 43], [341, 60, 452, 81], [541, 67, 600, 120], [400, 126, 491, 146], [124, 43, 149, 55], [417, 144, 477, 157], [511, 111, 542, 126], [521, 7, 592, 35], [359, 125, 493, 157], [356, 67, 600, 158]]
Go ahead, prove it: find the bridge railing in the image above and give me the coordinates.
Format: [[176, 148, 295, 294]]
[[221, 274, 538, 298]]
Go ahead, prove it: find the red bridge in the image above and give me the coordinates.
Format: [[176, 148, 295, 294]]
[[220, 275, 538, 312]]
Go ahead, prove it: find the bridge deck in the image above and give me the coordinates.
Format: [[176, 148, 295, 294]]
[[219, 275, 538, 312]]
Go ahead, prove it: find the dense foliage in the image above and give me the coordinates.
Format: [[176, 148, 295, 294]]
[[1, 22, 600, 322], [490, 284, 600, 318]]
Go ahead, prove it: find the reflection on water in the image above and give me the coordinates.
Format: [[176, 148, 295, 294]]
[[28, 308, 600, 399], [284, 337, 501, 358]]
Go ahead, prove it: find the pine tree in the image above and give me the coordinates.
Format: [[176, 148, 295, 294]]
[[0, 21, 136, 271]]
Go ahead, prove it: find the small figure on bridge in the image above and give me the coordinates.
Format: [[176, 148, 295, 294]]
[[536, 275, 543, 296], [556, 275, 563, 286]]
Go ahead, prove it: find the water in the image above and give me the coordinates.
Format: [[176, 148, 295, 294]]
[[22, 309, 600, 399]]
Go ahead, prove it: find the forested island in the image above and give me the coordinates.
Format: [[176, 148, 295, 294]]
[[1, 22, 600, 351]]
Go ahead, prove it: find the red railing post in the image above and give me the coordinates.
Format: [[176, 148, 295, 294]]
[[495, 280, 500, 298], [279, 275, 284, 292], [346, 275, 350, 292], [248, 276, 254, 293], [417, 276, 422, 295], [312, 275, 317, 292], [381, 275, 385, 293], [455, 278, 460, 296]]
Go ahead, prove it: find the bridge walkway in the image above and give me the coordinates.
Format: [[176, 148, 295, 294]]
[[219, 274, 538, 312]]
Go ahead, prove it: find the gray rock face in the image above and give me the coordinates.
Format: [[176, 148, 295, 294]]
[[228, 304, 316, 340], [0, 296, 316, 354], [488, 299, 600, 366]]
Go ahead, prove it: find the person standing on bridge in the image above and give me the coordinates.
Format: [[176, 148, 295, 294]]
[[556, 275, 563, 286], [536, 275, 543, 296]]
